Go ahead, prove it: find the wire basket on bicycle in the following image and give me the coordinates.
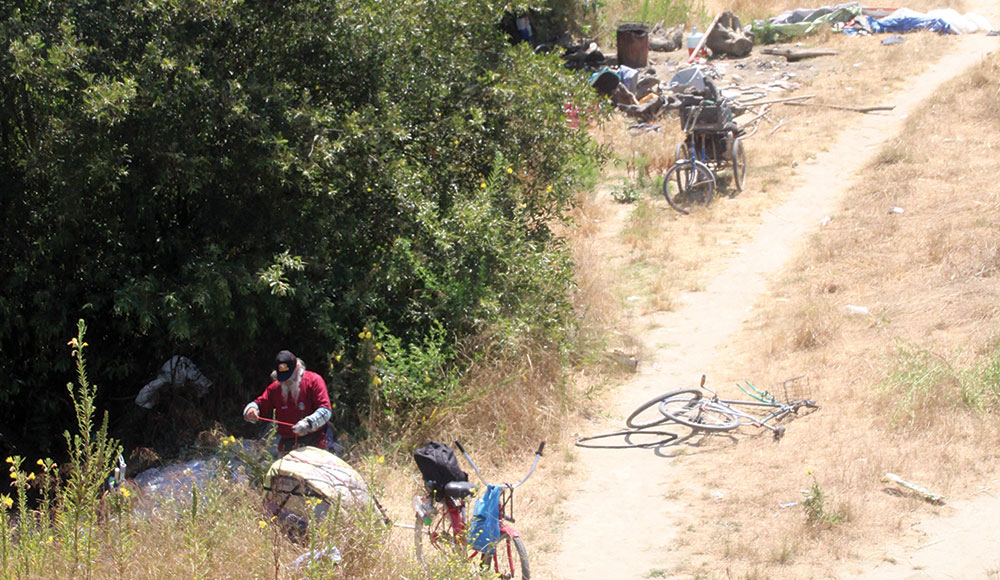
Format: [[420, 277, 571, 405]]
[[778, 375, 812, 405]]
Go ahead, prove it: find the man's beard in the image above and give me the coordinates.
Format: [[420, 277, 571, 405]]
[[281, 371, 301, 403]]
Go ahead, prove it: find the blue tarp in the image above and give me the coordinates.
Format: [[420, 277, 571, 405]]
[[869, 8, 954, 34]]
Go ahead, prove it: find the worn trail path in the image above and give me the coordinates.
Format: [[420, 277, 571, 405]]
[[545, 31, 999, 580]]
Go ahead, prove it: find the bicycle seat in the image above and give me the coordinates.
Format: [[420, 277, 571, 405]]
[[443, 481, 477, 499]]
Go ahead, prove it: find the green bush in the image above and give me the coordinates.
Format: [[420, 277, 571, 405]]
[[0, 0, 603, 451]]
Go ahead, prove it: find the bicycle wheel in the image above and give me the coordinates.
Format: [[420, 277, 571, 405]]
[[483, 532, 530, 579], [658, 392, 740, 432], [730, 136, 747, 192], [663, 159, 716, 214], [626, 389, 703, 429]]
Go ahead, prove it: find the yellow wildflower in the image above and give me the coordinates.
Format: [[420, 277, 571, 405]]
[[36, 459, 44, 467], [1, 494, 12, 509], [4, 457, 12, 464], [121, 488, 131, 499], [377, 456, 385, 464], [480, 182, 487, 189], [259, 519, 267, 529], [365, 331, 372, 340], [506, 168, 513, 174], [806, 468, 814, 475], [26, 472, 34, 481], [546, 185, 553, 193]]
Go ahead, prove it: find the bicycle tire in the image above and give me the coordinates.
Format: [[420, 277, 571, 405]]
[[626, 389, 703, 429], [658, 392, 740, 432], [483, 532, 530, 579], [663, 159, 716, 214], [730, 136, 747, 192], [574, 429, 678, 449]]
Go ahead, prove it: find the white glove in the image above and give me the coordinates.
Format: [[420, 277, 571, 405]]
[[243, 403, 260, 423], [292, 419, 310, 436]]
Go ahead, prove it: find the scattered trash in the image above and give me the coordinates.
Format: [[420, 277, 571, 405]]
[[883, 472, 946, 504], [711, 490, 725, 500], [628, 122, 662, 134], [889, 206, 905, 214], [844, 304, 869, 315], [753, 4, 994, 40], [779, 501, 799, 508], [881, 35, 905, 45], [819, 216, 831, 227], [289, 545, 343, 570]]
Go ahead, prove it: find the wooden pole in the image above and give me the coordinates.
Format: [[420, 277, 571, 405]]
[[784, 102, 895, 113], [740, 94, 815, 106], [760, 47, 839, 61]]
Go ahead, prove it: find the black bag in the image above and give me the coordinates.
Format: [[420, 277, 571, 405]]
[[413, 441, 468, 499]]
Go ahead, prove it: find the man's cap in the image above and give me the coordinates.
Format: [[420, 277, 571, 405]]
[[275, 350, 297, 381]]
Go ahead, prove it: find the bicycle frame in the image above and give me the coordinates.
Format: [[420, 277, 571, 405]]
[[657, 375, 816, 440], [420, 491, 521, 552], [413, 441, 544, 578]]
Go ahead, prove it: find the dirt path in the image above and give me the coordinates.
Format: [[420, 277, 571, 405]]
[[546, 31, 999, 580]]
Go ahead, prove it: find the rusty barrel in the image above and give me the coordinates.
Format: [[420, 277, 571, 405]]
[[616, 23, 649, 68]]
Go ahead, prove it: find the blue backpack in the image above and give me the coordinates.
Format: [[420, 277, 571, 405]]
[[468, 484, 502, 553]]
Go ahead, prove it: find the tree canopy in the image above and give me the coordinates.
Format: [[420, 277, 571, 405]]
[[0, 0, 599, 456]]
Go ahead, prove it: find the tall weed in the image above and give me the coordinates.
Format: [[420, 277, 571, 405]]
[[58, 320, 124, 578]]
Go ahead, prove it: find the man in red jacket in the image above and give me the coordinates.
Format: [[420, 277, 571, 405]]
[[243, 350, 333, 453]]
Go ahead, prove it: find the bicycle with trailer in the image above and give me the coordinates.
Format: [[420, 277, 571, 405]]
[[627, 374, 818, 440], [412, 440, 545, 579], [662, 67, 749, 214]]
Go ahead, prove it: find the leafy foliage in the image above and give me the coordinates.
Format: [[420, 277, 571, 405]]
[[0, 0, 601, 454]]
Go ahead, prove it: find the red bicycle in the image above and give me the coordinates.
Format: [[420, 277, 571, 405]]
[[413, 440, 544, 579]]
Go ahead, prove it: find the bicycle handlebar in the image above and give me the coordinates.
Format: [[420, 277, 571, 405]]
[[454, 440, 545, 490]]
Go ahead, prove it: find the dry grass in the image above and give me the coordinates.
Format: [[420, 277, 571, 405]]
[[664, 49, 1000, 579], [553, 5, 1000, 575]]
